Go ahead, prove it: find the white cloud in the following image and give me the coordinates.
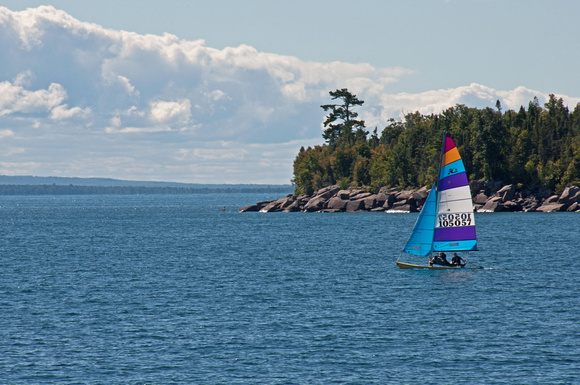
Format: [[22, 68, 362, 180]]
[[150, 99, 192, 125], [0, 129, 15, 139], [0, 5, 578, 183], [371, 83, 580, 122], [13, 70, 34, 87], [50, 104, 92, 120], [206, 90, 227, 102], [0, 79, 66, 116]]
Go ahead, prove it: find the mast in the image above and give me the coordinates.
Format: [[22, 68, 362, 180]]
[[436, 130, 447, 193], [432, 130, 447, 256]]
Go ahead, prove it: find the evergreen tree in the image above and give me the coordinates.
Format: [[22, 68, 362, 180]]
[[321, 89, 366, 146]]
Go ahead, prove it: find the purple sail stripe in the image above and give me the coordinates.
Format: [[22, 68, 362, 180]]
[[438, 172, 468, 191], [434, 226, 476, 242]]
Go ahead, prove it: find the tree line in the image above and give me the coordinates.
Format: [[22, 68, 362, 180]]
[[293, 89, 580, 195]]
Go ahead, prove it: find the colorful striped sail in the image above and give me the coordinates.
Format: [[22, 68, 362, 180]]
[[433, 132, 478, 252], [403, 183, 436, 256]]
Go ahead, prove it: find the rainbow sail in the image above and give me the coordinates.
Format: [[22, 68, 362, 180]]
[[433, 132, 477, 252], [398, 131, 478, 269]]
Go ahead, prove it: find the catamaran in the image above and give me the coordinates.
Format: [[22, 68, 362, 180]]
[[396, 131, 482, 270]]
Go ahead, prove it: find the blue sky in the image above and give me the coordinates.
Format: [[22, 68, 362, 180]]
[[1, 1, 579, 184]]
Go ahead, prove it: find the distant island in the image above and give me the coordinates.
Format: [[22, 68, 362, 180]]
[[0, 176, 293, 195], [292, 89, 580, 196], [242, 89, 580, 213]]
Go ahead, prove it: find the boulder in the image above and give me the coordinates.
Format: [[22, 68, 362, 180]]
[[502, 200, 522, 212], [281, 195, 297, 208], [260, 196, 296, 212], [388, 200, 417, 212], [393, 190, 417, 211], [345, 199, 365, 212], [381, 193, 396, 209], [351, 192, 372, 200], [536, 203, 565, 212], [313, 185, 340, 200], [348, 189, 365, 197], [570, 191, 580, 204], [412, 186, 430, 208], [303, 196, 328, 212], [566, 202, 579, 212], [544, 195, 559, 204], [283, 200, 303, 212], [375, 193, 389, 206], [395, 190, 414, 202], [240, 199, 275, 212], [479, 196, 503, 212], [497, 184, 516, 202], [474, 193, 488, 206], [521, 197, 541, 212], [363, 195, 377, 210], [413, 186, 429, 201], [259, 200, 282, 212], [326, 197, 348, 211], [284, 195, 310, 212], [558, 186, 580, 206], [239, 204, 262, 212], [337, 189, 351, 200]]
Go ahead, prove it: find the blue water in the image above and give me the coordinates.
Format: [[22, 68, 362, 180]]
[[0, 194, 578, 384]]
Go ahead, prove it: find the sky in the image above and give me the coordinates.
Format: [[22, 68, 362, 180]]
[[1, 1, 579, 184]]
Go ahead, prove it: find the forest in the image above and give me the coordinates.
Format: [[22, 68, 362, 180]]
[[292, 89, 580, 195]]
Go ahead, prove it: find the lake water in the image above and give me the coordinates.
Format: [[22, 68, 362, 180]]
[[0, 194, 578, 384]]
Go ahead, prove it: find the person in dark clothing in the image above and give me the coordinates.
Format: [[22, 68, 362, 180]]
[[430, 252, 451, 266], [451, 252, 466, 267]]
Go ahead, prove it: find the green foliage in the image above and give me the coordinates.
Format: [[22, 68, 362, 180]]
[[292, 89, 580, 195], [338, 177, 350, 190], [321, 89, 367, 146]]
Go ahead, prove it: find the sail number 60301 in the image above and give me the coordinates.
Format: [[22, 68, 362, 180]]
[[438, 213, 472, 227]]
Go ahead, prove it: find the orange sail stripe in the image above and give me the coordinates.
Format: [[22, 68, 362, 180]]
[[441, 147, 461, 166]]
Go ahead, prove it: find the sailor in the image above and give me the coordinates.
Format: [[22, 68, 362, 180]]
[[438, 252, 450, 266], [430, 252, 450, 266], [451, 252, 466, 267]]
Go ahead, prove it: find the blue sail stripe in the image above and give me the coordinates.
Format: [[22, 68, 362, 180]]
[[439, 159, 466, 181], [433, 239, 478, 252]]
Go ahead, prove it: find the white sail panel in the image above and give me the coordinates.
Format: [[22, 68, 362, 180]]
[[437, 185, 475, 215]]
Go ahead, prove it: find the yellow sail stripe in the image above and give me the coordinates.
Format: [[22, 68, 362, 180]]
[[441, 147, 461, 167]]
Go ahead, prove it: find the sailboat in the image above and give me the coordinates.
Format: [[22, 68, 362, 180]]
[[396, 131, 482, 270]]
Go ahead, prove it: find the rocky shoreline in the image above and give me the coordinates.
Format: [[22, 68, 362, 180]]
[[239, 182, 580, 213]]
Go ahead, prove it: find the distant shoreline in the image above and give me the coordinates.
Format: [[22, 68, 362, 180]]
[[0, 176, 293, 195], [0, 185, 294, 195]]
